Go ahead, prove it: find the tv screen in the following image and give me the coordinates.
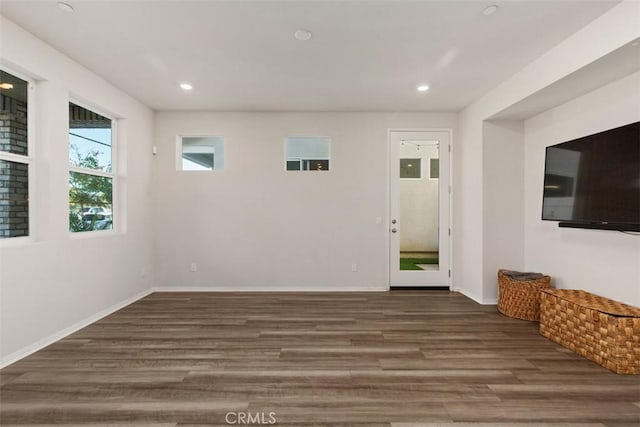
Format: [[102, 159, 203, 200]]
[[542, 121, 640, 230]]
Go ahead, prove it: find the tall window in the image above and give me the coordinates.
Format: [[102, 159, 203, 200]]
[[68, 102, 114, 233], [0, 69, 31, 239]]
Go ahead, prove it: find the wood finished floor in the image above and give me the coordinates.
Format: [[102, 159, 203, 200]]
[[1, 291, 639, 426]]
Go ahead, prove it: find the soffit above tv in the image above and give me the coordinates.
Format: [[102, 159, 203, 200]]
[[490, 39, 640, 121]]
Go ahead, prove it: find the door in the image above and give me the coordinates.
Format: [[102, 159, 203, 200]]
[[389, 130, 451, 287]]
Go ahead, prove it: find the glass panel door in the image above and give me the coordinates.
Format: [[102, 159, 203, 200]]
[[389, 131, 450, 287]]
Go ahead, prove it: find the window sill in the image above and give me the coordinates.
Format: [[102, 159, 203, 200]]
[[69, 229, 119, 240]]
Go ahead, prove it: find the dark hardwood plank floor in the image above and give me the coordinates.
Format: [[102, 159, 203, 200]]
[[1, 291, 639, 426]]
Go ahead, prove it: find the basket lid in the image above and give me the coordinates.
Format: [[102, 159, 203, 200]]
[[542, 289, 640, 318]]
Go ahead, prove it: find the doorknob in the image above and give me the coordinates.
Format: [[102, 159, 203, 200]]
[[391, 219, 397, 224], [391, 228, 397, 233]]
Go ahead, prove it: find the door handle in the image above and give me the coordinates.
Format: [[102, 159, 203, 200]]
[[391, 228, 397, 233]]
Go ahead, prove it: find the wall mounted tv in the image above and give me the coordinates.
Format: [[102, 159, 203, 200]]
[[542, 121, 640, 232]]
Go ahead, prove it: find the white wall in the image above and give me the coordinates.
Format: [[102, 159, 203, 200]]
[[524, 72, 640, 306], [0, 17, 155, 365], [153, 112, 455, 290], [482, 121, 525, 303], [455, 0, 639, 303]]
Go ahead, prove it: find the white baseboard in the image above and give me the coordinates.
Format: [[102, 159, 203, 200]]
[[0, 288, 153, 369], [456, 287, 498, 305], [456, 287, 482, 304], [152, 285, 387, 292]]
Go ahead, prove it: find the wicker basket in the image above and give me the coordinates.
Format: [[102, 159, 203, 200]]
[[540, 289, 640, 375], [497, 269, 551, 321]]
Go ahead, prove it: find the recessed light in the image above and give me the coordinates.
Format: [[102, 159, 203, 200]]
[[179, 83, 193, 91], [417, 85, 430, 92], [0, 83, 14, 90], [57, 2, 74, 13], [294, 29, 312, 41], [483, 5, 499, 16]]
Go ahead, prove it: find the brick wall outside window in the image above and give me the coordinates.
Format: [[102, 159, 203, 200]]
[[0, 94, 29, 238]]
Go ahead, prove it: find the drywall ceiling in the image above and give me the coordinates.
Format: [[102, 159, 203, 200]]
[[0, 0, 621, 112]]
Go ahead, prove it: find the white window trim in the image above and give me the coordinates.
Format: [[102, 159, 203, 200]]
[[0, 66, 36, 246], [176, 134, 224, 172], [68, 99, 117, 238], [284, 136, 332, 172]]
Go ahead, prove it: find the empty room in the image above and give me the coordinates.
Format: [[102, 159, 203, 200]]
[[1, 0, 639, 425]]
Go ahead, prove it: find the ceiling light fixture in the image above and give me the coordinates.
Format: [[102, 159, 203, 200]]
[[483, 5, 499, 16], [417, 85, 430, 92], [179, 82, 193, 91], [294, 29, 312, 41], [57, 2, 74, 13], [0, 83, 14, 90]]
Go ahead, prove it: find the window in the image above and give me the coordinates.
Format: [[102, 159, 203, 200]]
[[400, 158, 422, 179], [0, 69, 31, 239], [429, 157, 439, 179], [179, 136, 224, 171], [286, 137, 330, 171], [68, 102, 114, 233]]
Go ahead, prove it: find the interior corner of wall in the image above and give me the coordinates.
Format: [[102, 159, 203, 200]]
[[455, 286, 484, 305]]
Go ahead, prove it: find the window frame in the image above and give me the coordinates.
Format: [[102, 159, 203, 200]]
[[68, 99, 117, 238], [176, 134, 224, 172], [0, 66, 36, 246], [284, 136, 332, 172]]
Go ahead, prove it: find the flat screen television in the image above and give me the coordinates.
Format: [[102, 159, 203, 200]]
[[542, 121, 640, 232]]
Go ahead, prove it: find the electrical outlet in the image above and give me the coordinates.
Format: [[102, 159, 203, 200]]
[[351, 263, 358, 272], [190, 263, 197, 272]]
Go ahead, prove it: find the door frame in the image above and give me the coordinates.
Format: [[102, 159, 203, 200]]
[[386, 128, 453, 290]]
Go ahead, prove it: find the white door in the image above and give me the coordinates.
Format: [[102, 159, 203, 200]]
[[389, 130, 451, 288]]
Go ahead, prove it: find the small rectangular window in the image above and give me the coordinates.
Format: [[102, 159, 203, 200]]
[[179, 136, 224, 171], [400, 158, 422, 179], [68, 102, 114, 233], [286, 137, 330, 171], [0, 69, 31, 239], [429, 158, 439, 179]]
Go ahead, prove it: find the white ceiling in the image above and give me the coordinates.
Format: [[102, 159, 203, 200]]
[[0, 0, 621, 112]]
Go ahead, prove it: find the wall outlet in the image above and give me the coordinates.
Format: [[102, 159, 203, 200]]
[[351, 263, 358, 272], [190, 262, 197, 272]]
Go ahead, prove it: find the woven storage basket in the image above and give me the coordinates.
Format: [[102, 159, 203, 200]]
[[497, 269, 551, 321], [540, 289, 640, 375]]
